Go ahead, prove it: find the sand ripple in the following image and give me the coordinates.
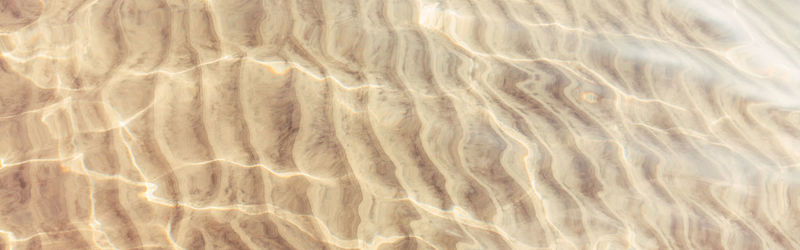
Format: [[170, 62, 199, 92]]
[[1, 0, 800, 249]]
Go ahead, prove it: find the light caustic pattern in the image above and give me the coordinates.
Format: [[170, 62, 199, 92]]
[[1, 0, 800, 249]]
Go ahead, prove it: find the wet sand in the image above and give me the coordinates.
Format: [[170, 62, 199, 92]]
[[1, 0, 800, 249]]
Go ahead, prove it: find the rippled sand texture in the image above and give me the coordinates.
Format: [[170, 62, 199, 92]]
[[2, 0, 800, 249]]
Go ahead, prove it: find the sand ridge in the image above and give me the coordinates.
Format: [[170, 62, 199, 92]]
[[1, 0, 800, 249]]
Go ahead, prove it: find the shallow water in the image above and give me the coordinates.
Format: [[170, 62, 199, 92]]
[[1, 0, 799, 249]]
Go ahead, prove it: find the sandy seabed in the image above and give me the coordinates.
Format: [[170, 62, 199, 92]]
[[1, 0, 800, 249]]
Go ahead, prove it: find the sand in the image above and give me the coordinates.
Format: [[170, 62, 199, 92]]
[[1, 0, 800, 249]]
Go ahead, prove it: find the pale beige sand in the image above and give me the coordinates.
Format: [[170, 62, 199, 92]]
[[1, 0, 800, 249]]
